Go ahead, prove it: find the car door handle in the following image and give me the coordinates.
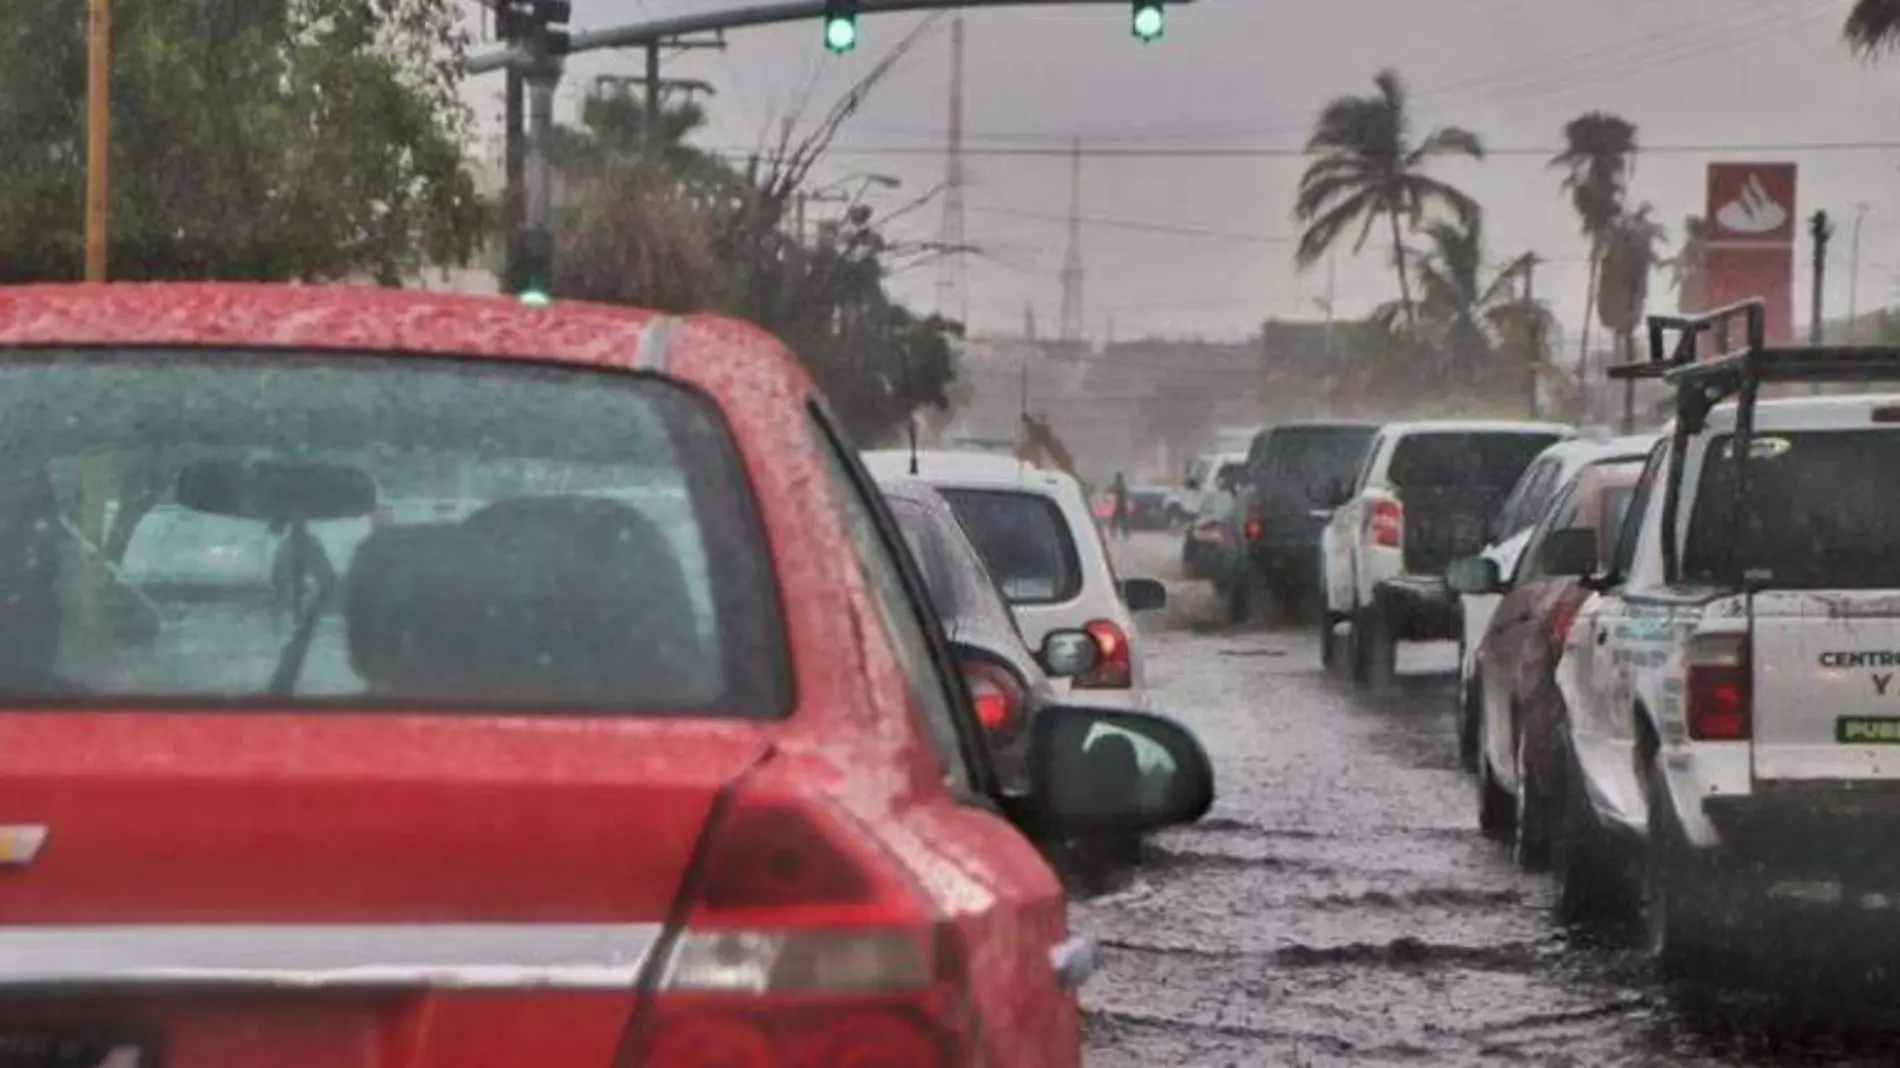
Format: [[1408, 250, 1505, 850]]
[[1049, 934, 1099, 991]]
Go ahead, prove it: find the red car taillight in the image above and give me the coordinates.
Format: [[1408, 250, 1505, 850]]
[[1075, 619, 1132, 689], [1549, 588, 1587, 648], [1366, 498, 1402, 549], [631, 796, 976, 1067], [961, 657, 1026, 741], [1243, 515, 1264, 543], [1686, 633, 1750, 742]]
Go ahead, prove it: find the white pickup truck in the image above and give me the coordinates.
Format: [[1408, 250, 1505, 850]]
[[1552, 300, 1900, 975], [1316, 420, 1572, 689]]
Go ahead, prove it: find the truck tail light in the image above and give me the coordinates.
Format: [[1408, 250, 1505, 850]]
[[1686, 633, 1750, 741], [1367, 498, 1403, 549], [960, 657, 1026, 742], [630, 795, 976, 1068], [1075, 619, 1132, 689], [1243, 502, 1264, 542]]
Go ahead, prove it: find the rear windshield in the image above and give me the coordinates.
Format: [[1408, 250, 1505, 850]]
[[1389, 432, 1565, 489], [1262, 427, 1375, 484], [0, 350, 786, 714], [1686, 430, 1900, 589], [939, 488, 1082, 605]]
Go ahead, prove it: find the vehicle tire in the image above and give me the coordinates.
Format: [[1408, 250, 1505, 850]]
[[1476, 743, 1515, 844], [1352, 604, 1397, 690], [1456, 666, 1480, 774], [1642, 766, 1735, 978], [1511, 724, 1553, 872], [1319, 608, 1343, 674], [1552, 742, 1637, 926]]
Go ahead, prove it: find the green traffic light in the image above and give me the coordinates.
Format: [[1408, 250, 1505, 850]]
[[1132, 4, 1165, 41], [824, 15, 858, 53]]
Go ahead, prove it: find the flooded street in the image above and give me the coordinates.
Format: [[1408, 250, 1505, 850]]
[[1082, 534, 1900, 1067]]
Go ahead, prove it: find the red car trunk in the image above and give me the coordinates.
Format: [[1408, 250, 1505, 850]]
[[0, 711, 772, 1068]]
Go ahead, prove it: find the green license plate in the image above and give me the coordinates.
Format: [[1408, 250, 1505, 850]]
[[1836, 717, 1900, 744]]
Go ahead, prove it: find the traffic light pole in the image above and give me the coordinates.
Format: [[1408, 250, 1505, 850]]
[[466, 0, 1191, 74], [469, 0, 1193, 296]]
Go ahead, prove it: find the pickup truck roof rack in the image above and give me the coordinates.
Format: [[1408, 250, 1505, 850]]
[[1606, 299, 1900, 434], [1602, 299, 1900, 587]]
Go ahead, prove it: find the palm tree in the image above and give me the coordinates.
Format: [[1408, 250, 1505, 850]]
[[1295, 69, 1484, 331], [1667, 214, 1707, 313], [1597, 204, 1669, 365], [1845, 0, 1900, 55], [1371, 216, 1541, 394], [1550, 113, 1638, 374]]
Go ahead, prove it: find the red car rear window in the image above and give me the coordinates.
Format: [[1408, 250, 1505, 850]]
[[0, 349, 789, 715]]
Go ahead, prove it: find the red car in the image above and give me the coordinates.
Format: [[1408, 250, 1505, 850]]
[[1453, 455, 1646, 874], [0, 284, 1212, 1068]]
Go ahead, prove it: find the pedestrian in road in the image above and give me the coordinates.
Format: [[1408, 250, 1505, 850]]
[[1110, 472, 1131, 540]]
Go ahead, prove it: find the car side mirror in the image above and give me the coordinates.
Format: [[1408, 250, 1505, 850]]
[[1038, 629, 1099, 679], [1540, 527, 1599, 579], [1120, 577, 1168, 612], [1445, 554, 1504, 596], [1028, 705, 1215, 837]]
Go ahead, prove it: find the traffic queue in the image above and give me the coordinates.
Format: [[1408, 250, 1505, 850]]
[[1186, 298, 1900, 982]]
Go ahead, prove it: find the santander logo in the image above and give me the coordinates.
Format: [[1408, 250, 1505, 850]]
[[1715, 173, 1790, 236]]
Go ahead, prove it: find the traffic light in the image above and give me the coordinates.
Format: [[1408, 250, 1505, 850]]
[[512, 227, 554, 305], [530, 0, 572, 56], [497, 0, 571, 55], [1131, 1, 1165, 43], [822, 1, 859, 55]]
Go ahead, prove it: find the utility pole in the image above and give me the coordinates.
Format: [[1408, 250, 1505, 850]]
[[494, 0, 573, 301], [84, 0, 111, 283], [503, 69, 525, 287], [1523, 254, 1541, 420], [1810, 209, 1833, 397], [1810, 209, 1833, 345], [1849, 203, 1869, 343]]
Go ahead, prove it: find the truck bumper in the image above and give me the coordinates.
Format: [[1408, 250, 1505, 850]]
[[1373, 576, 1460, 643], [1702, 784, 1900, 889]]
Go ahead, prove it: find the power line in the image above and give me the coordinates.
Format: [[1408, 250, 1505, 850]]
[[857, 0, 1833, 146], [704, 137, 1900, 160]]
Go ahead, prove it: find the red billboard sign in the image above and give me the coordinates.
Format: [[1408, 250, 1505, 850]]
[[1697, 162, 1797, 346]]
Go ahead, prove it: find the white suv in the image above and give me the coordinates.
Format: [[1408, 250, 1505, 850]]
[[861, 449, 1166, 711]]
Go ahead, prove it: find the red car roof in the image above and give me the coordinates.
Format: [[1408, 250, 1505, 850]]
[[0, 282, 744, 374]]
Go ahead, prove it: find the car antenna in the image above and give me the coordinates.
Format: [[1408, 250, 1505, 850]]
[[907, 413, 920, 476]]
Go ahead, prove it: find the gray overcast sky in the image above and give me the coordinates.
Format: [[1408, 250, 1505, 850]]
[[461, 0, 1900, 346]]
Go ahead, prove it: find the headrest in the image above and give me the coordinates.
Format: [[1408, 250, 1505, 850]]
[[343, 523, 471, 697], [345, 497, 703, 706]]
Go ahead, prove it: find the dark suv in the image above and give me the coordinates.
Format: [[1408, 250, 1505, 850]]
[[1231, 420, 1378, 622]]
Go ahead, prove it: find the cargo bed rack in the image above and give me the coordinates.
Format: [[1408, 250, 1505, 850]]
[[1605, 299, 1900, 586]]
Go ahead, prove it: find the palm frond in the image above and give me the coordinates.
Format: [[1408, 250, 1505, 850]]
[[1408, 125, 1484, 164], [1296, 189, 1377, 266], [1846, 0, 1900, 57]]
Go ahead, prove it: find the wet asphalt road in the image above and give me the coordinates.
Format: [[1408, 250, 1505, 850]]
[[1078, 533, 1900, 1068]]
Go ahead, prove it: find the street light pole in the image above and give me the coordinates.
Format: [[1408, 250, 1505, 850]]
[[1849, 202, 1869, 343], [84, 0, 111, 283]]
